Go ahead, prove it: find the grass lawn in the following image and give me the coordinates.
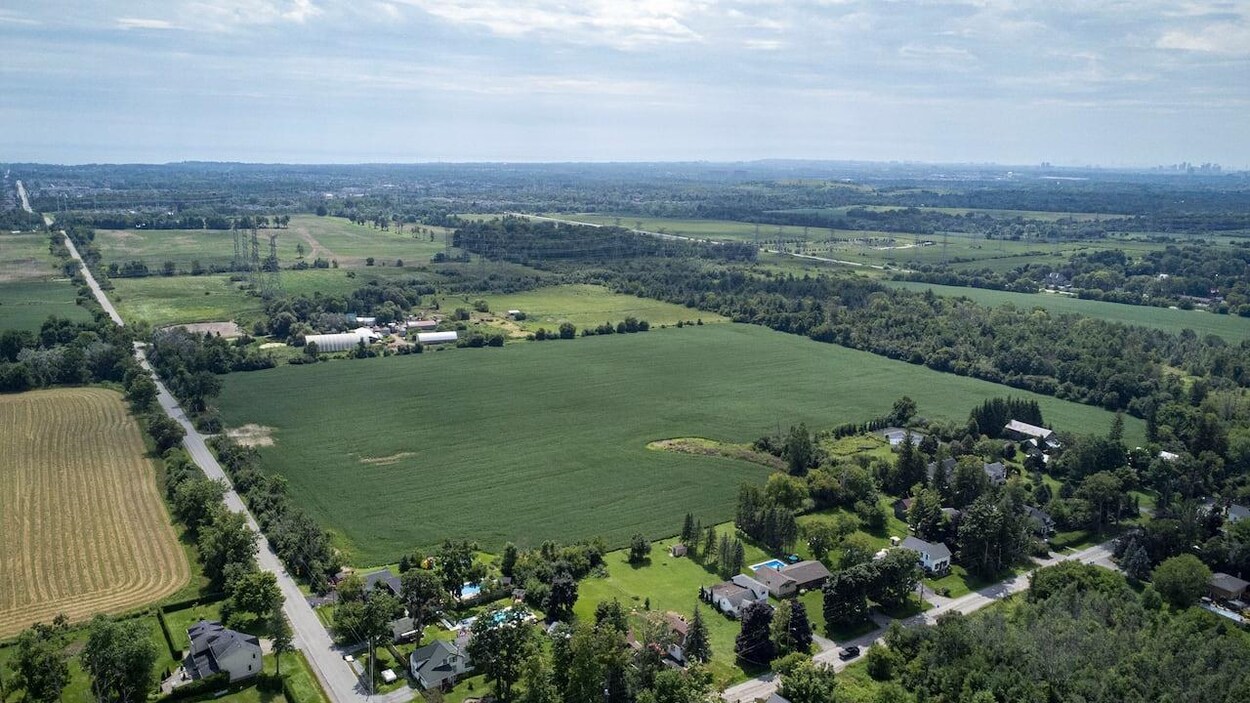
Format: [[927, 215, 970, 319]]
[[574, 529, 771, 686], [460, 283, 728, 331], [110, 267, 418, 327], [886, 280, 1250, 341], [925, 563, 1029, 599], [163, 600, 227, 651], [0, 232, 91, 330], [217, 323, 1143, 565], [268, 651, 328, 703]]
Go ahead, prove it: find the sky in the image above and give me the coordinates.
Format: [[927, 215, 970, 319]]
[[0, 0, 1247, 167]]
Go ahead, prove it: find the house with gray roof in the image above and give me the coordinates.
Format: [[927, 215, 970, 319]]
[[753, 567, 798, 599], [1023, 505, 1055, 537], [389, 616, 419, 643], [409, 639, 472, 691], [1210, 572, 1249, 601], [926, 457, 956, 483], [1229, 504, 1250, 525], [702, 581, 765, 618], [184, 620, 262, 683], [983, 462, 1007, 485], [900, 536, 951, 575], [781, 560, 832, 591], [363, 570, 401, 597]]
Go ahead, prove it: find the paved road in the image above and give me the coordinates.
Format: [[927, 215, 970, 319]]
[[722, 541, 1118, 702], [23, 181, 385, 703]]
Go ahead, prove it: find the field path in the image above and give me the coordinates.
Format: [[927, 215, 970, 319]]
[[0, 389, 189, 638], [22, 184, 384, 703]]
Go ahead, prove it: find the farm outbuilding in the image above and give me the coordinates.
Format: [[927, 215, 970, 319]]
[[306, 327, 378, 353], [417, 331, 458, 344], [409, 319, 439, 330]]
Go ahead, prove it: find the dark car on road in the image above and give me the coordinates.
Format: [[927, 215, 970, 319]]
[[838, 645, 861, 660]]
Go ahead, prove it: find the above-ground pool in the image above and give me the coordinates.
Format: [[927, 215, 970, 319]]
[[750, 559, 786, 572], [460, 582, 482, 598]]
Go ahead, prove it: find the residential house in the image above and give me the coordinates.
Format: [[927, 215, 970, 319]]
[[893, 497, 915, 521], [753, 567, 798, 599], [781, 560, 832, 591], [940, 507, 962, 523], [926, 457, 956, 483], [409, 639, 472, 691], [184, 620, 262, 683], [1210, 572, 1249, 601], [664, 612, 690, 665], [1003, 420, 1060, 449], [702, 581, 765, 618], [389, 617, 420, 644], [363, 570, 402, 597], [766, 694, 793, 703], [731, 574, 771, 602], [983, 462, 1007, 485], [1023, 505, 1055, 538], [1229, 504, 1249, 525], [900, 536, 951, 575]]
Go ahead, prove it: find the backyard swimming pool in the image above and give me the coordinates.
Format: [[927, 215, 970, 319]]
[[751, 559, 786, 572], [461, 582, 481, 598]]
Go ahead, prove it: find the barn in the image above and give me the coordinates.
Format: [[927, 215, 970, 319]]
[[417, 331, 458, 345], [306, 327, 379, 353]]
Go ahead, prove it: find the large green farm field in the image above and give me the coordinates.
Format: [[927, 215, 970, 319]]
[[216, 323, 1142, 566], [886, 280, 1250, 340], [460, 284, 728, 331], [92, 215, 449, 272], [0, 232, 91, 330]]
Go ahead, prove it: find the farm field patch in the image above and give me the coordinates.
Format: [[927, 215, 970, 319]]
[[0, 232, 90, 330], [0, 388, 189, 639], [216, 323, 1142, 565], [886, 280, 1250, 340], [110, 267, 420, 327], [91, 215, 450, 274], [458, 283, 727, 331]]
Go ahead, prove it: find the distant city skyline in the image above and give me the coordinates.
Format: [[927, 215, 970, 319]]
[[1, 1, 1247, 167]]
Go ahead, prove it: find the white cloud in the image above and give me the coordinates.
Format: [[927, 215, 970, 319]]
[[1157, 20, 1250, 55], [116, 17, 179, 30], [744, 38, 783, 51], [396, 0, 705, 49], [0, 10, 40, 25]]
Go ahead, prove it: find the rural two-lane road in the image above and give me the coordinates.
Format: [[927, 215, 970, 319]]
[[20, 181, 382, 703], [722, 541, 1118, 703]]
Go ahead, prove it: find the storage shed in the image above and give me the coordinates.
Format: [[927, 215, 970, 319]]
[[417, 331, 458, 345]]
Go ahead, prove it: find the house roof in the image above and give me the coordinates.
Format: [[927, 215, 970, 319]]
[[1211, 572, 1250, 593], [1023, 505, 1053, 524], [186, 620, 260, 680], [363, 570, 401, 595], [752, 567, 797, 591], [983, 462, 1007, 482], [731, 573, 769, 594], [926, 457, 956, 481], [781, 560, 832, 585], [389, 617, 418, 641], [1004, 420, 1052, 439], [900, 536, 952, 561], [1230, 504, 1250, 521], [895, 497, 915, 510], [710, 582, 753, 605], [766, 694, 793, 703], [411, 640, 465, 688], [665, 612, 689, 638]]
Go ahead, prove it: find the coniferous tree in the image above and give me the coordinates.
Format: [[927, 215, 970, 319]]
[[735, 602, 775, 667], [684, 606, 711, 664]]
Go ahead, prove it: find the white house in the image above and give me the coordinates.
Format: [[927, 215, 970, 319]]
[[900, 536, 951, 575], [416, 331, 458, 344], [410, 639, 472, 691]]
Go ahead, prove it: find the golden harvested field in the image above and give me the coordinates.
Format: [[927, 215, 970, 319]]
[[0, 388, 188, 639]]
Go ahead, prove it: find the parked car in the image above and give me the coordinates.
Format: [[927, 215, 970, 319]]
[[838, 645, 860, 660]]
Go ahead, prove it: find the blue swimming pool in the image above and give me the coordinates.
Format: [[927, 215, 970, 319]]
[[751, 559, 786, 572], [461, 582, 481, 598]]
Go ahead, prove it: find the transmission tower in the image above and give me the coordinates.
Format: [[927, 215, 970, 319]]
[[942, 231, 949, 265], [264, 233, 281, 294], [231, 221, 244, 271], [249, 223, 261, 288]]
